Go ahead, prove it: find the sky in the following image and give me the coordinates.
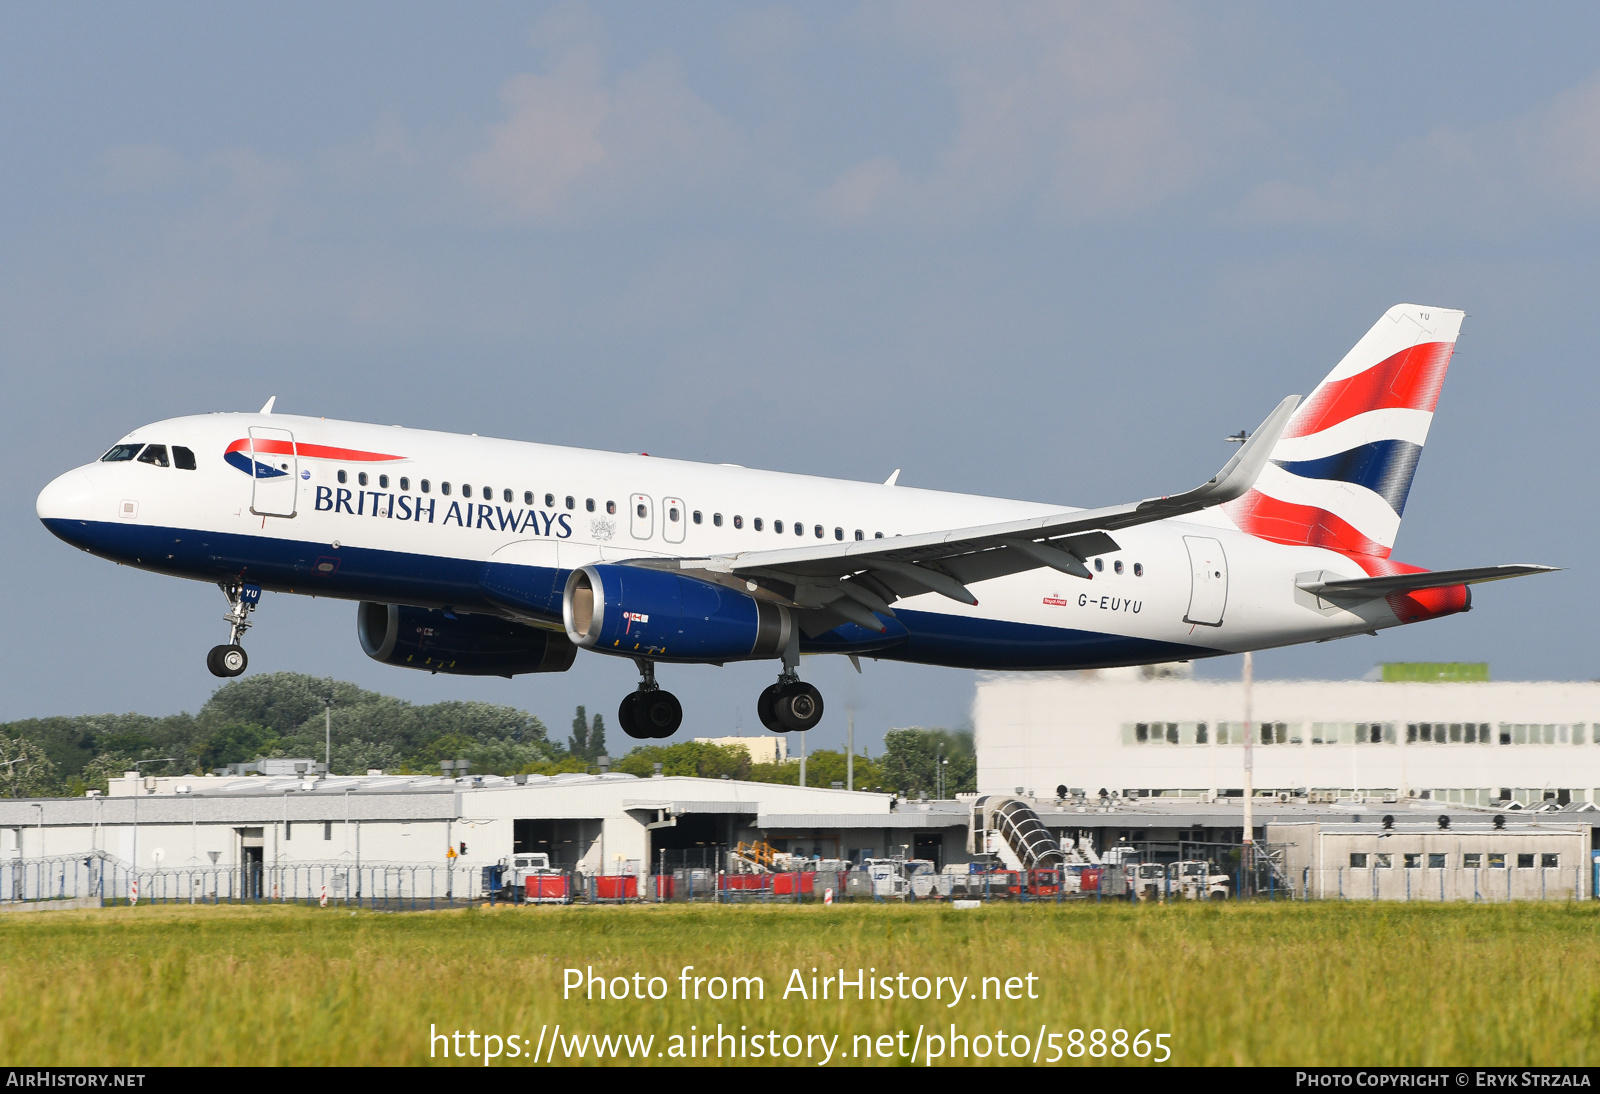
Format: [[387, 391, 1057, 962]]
[[4, 2, 1599, 754]]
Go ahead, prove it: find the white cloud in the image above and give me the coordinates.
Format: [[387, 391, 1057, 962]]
[[1240, 71, 1600, 231], [466, 44, 744, 225], [815, 0, 1252, 224]]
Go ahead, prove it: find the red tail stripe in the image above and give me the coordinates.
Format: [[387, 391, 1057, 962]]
[[226, 439, 402, 462], [1223, 490, 1391, 559], [1283, 341, 1454, 439]]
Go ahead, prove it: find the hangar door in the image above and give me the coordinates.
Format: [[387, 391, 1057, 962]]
[[1182, 536, 1229, 627]]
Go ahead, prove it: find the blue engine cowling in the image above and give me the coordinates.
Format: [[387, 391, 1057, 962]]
[[357, 602, 576, 677], [561, 564, 792, 662]]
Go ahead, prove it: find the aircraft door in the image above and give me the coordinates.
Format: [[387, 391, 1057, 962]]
[[248, 427, 298, 518], [662, 497, 685, 544], [1182, 536, 1228, 626], [629, 494, 653, 540]]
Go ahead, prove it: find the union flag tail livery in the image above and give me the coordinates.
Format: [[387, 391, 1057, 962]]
[[36, 305, 1554, 740], [1224, 304, 1461, 560]]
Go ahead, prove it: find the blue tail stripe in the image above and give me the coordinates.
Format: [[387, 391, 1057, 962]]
[[1274, 439, 1422, 516]]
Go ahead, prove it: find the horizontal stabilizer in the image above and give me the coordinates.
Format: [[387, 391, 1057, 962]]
[[1297, 564, 1558, 599]]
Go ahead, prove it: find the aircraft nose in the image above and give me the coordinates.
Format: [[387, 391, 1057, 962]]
[[37, 468, 97, 523]]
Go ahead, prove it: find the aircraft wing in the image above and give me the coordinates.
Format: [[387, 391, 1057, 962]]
[[657, 395, 1301, 634], [1296, 564, 1558, 600]]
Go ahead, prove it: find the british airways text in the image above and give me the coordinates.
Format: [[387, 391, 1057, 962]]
[[314, 487, 573, 537]]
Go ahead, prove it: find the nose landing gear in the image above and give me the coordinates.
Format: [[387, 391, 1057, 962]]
[[207, 581, 260, 678], [757, 639, 824, 733], [618, 659, 683, 740]]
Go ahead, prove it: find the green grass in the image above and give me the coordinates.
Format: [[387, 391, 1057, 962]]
[[2, 901, 1597, 1066]]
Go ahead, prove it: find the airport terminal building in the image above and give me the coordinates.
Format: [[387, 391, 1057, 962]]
[[974, 663, 1600, 808]]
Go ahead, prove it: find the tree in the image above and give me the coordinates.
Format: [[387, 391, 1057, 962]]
[[612, 742, 751, 780], [569, 706, 589, 759], [198, 723, 279, 770], [880, 728, 976, 798], [745, 750, 886, 790], [0, 736, 58, 798]]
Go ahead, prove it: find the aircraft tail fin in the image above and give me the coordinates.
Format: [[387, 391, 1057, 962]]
[[1223, 304, 1465, 558]]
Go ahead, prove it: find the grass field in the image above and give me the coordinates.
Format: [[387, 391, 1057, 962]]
[[2, 900, 1597, 1067]]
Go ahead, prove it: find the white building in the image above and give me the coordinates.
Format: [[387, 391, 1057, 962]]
[[975, 665, 1600, 807], [692, 735, 788, 764]]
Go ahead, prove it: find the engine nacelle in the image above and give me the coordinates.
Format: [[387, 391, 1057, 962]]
[[562, 564, 792, 662], [357, 603, 576, 677]]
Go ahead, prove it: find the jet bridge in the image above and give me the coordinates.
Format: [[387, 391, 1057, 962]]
[[969, 796, 1066, 871]]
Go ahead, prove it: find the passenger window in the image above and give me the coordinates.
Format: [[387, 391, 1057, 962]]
[[100, 444, 142, 462], [400, 477, 410, 491], [1094, 558, 1104, 572], [854, 530, 863, 540], [733, 515, 743, 529], [669, 507, 680, 522], [753, 518, 763, 531], [137, 444, 169, 467], [636, 502, 646, 518], [379, 475, 389, 489], [1114, 560, 1124, 574], [874, 532, 883, 539], [797, 523, 806, 537], [774, 520, 784, 534], [524, 491, 533, 505], [713, 513, 723, 527], [463, 484, 472, 498], [565, 496, 575, 510], [441, 482, 452, 495], [420, 479, 430, 494], [585, 498, 594, 512], [1133, 563, 1143, 577], [834, 527, 843, 540], [338, 470, 348, 484], [692, 511, 702, 524], [505, 489, 513, 503], [545, 494, 555, 507], [606, 501, 616, 515], [359, 472, 369, 486], [172, 446, 197, 470]]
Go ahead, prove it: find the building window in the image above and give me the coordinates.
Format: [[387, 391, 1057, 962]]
[[1541, 853, 1560, 868], [1403, 853, 1422, 869], [324, 821, 333, 841], [1349, 853, 1368, 868], [1488, 853, 1506, 869], [1463, 853, 1482, 869], [1196, 723, 1208, 745], [285, 822, 293, 840], [1427, 853, 1446, 869], [1373, 853, 1392, 869], [1516, 853, 1535, 869]]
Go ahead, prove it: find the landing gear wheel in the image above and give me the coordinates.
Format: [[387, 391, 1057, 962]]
[[618, 692, 646, 739], [207, 644, 247, 678], [757, 684, 783, 732], [773, 681, 824, 732], [637, 690, 682, 738]]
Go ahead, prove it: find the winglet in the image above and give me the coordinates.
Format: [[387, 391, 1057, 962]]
[[260, 396, 277, 415], [1139, 394, 1300, 512], [884, 469, 901, 486]]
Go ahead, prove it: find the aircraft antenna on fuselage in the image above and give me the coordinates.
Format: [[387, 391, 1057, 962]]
[[259, 396, 277, 414]]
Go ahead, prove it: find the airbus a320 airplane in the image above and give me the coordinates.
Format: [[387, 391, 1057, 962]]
[[38, 304, 1553, 740]]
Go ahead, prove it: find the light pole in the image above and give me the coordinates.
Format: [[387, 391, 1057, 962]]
[[129, 758, 177, 889], [846, 711, 854, 792], [30, 803, 42, 860], [939, 757, 950, 800], [1242, 652, 1254, 899], [322, 695, 335, 772]]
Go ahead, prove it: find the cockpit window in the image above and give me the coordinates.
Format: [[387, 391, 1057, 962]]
[[136, 444, 170, 467], [172, 446, 197, 470], [101, 444, 142, 462]]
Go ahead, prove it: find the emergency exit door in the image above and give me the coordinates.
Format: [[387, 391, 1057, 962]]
[[1183, 536, 1229, 627]]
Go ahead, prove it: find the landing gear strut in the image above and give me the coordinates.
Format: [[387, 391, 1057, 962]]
[[207, 580, 260, 678], [618, 659, 682, 740], [757, 635, 824, 733]]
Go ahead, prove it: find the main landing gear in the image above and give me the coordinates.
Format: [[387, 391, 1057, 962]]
[[757, 641, 824, 734], [618, 659, 683, 740], [206, 580, 260, 679]]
